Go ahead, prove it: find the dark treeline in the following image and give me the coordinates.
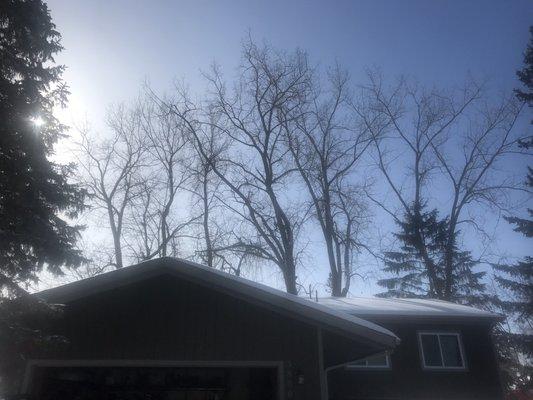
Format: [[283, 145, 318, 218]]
[[0, 0, 531, 395], [76, 40, 526, 300]]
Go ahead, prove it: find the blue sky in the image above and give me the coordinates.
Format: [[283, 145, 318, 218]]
[[45, 0, 532, 295], [48, 0, 532, 121]]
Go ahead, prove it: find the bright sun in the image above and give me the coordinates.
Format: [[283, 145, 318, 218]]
[[30, 116, 45, 127]]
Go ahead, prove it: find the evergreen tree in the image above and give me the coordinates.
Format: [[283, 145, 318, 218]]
[[0, 0, 85, 393], [515, 26, 533, 107], [0, 0, 85, 295], [491, 27, 533, 393], [492, 159, 532, 393], [378, 203, 486, 306]]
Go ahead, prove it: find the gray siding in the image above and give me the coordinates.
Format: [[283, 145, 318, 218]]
[[30, 274, 323, 399], [328, 320, 503, 400]]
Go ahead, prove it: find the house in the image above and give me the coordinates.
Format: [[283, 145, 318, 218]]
[[19, 257, 502, 399], [318, 297, 504, 400]]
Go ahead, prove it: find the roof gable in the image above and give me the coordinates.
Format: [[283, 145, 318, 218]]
[[36, 257, 400, 349]]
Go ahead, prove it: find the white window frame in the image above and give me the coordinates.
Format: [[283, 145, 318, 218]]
[[346, 352, 391, 370], [417, 331, 467, 371]]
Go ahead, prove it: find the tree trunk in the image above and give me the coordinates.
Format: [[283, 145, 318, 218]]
[[202, 167, 213, 268], [443, 216, 459, 301], [282, 262, 298, 295], [107, 205, 123, 269], [330, 269, 342, 297]]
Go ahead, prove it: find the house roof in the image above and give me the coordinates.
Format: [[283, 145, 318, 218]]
[[318, 296, 503, 322], [36, 257, 400, 350]]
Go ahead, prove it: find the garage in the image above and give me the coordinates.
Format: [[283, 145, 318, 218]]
[[20, 259, 399, 400], [28, 362, 280, 400]]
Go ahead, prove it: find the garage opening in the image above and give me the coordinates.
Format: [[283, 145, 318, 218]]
[[28, 365, 279, 400]]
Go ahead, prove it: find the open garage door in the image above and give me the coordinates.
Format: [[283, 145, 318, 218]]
[[27, 364, 280, 400]]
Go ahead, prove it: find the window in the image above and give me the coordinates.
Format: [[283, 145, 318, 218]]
[[347, 353, 391, 369], [418, 332, 466, 370]]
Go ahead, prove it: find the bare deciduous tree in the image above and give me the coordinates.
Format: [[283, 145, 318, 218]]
[[167, 40, 312, 294], [125, 96, 198, 261], [329, 179, 372, 295], [187, 111, 230, 268], [76, 105, 146, 269], [287, 65, 373, 296], [355, 70, 525, 302]]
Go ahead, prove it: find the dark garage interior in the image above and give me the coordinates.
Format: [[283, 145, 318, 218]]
[[29, 365, 278, 400]]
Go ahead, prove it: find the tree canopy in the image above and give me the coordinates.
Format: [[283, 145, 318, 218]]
[[0, 0, 85, 393], [491, 27, 533, 392], [0, 0, 86, 296]]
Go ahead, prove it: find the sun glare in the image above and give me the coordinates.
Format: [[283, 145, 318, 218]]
[[30, 116, 45, 128]]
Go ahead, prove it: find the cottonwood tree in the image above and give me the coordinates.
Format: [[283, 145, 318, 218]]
[[186, 111, 231, 268], [125, 96, 198, 261], [76, 105, 146, 269], [169, 40, 312, 294], [147, 89, 243, 271], [354, 71, 524, 304], [328, 180, 372, 295], [287, 65, 373, 296]]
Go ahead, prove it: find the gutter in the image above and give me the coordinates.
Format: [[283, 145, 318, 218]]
[[317, 326, 399, 400], [323, 350, 394, 400]]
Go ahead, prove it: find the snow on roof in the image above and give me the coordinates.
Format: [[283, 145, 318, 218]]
[[317, 296, 502, 321], [36, 258, 400, 349]]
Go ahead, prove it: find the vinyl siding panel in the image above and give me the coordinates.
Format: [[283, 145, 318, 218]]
[[32, 274, 323, 400]]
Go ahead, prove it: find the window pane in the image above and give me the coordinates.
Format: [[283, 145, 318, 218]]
[[421, 334, 442, 367], [366, 354, 388, 367], [440, 335, 463, 367], [351, 359, 366, 366]]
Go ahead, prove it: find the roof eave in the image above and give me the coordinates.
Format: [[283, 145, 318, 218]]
[[35, 257, 400, 350], [346, 313, 505, 324]]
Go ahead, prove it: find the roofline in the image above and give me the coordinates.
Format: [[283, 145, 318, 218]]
[[317, 297, 504, 323], [348, 314, 504, 324], [36, 257, 400, 349]]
